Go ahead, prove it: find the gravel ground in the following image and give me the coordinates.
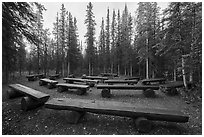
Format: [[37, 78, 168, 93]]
[[2, 77, 202, 135]]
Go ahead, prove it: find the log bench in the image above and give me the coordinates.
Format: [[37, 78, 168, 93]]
[[35, 73, 45, 79], [100, 73, 118, 77], [82, 76, 108, 83], [26, 75, 37, 81], [63, 78, 99, 87], [56, 83, 90, 95], [141, 78, 166, 85], [96, 85, 160, 98], [104, 80, 138, 85], [49, 74, 60, 80], [45, 98, 189, 133], [7, 84, 50, 111], [159, 81, 185, 96], [125, 77, 140, 81], [26, 74, 46, 81], [39, 78, 58, 89]]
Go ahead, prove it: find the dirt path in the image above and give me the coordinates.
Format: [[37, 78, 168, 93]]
[[2, 77, 202, 135]]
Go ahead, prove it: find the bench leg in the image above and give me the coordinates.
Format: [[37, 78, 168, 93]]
[[28, 77, 35, 81], [166, 88, 178, 96], [39, 80, 44, 86], [67, 111, 86, 124], [76, 88, 86, 95], [101, 89, 111, 98], [143, 89, 155, 98], [7, 89, 24, 99], [48, 83, 53, 89], [135, 117, 152, 133], [87, 82, 95, 87], [21, 97, 45, 111]]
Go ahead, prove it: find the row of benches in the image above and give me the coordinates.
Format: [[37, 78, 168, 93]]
[[7, 83, 189, 133], [38, 77, 184, 98], [26, 74, 61, 81]]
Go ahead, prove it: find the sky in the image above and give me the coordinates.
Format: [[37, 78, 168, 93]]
[[40, 2, 169, 49]]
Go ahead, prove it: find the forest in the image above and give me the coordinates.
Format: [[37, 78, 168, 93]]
[[2, 2, 202, 86]]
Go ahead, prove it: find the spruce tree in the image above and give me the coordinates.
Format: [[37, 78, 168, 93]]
[[84, 2, 96, 75]]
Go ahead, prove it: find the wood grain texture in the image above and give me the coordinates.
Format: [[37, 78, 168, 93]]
[[40, 78, 58, 84], [45, 98, 189, 123], [57, 83, 89, 89], [104, 80, 138, 84], [96, 84, 160, 90], [9, 84, 50, 100]]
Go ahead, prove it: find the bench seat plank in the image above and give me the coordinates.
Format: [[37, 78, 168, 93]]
[[96, 84, 160, 90], [83, 76, 108, 80], [104, 80, 138, 84], [63, 78, 99, 83], [141, 78, 166, 85], [141, 78, 166, 82], [45, 98, 189, 123], [9, 84, 50, 100], [40, 78, 58, 84], [57, 83, 89, 89], [101, 73, 118, 77], [125, 77, 140, 80], [161, 81, 184, 88]]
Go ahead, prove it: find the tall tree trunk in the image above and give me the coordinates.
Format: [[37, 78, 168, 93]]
[[28, 55, 31, 75], [88, 61, 91, 76], [68, 61, 70, 76], [182, 55, 187, 88], [91, 66, 94, 75], [37, 44, 40, 74], [117, 64, 120, 76], [189, 4, 196, 83], [146, 37, 149, 79], [146, 58, 149, 79], [152, 70, 155, 79], [125, 66, 127, 76], [111, 63, 113, 73], [174, 67, 177, 81], [130, 63, 133, 77]]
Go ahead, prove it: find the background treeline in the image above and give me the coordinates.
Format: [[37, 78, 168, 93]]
[[2, 2, 202, 86]]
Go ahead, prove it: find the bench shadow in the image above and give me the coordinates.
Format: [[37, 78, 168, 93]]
[[150, 121, 187, 134], [62, 89, 88, 96]]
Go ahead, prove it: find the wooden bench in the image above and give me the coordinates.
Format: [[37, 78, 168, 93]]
[[39, 78, 58, 89], [82, 76, 108, 82], [56, 83, 90, 95], [159, 81, 185, 96], [26, 75, 37, 81], [7, 84, 50, 111], [104, 80, 138, 85], [125, 76, 140, 81], [49, 74, 60, 80], [96, 84, 160, 98], [35, 73, 45, 79], [141, 78, 166, 85], [100, 73, 118, 77], [63, 78, 99, 87], [45, 98, 189, 133]]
